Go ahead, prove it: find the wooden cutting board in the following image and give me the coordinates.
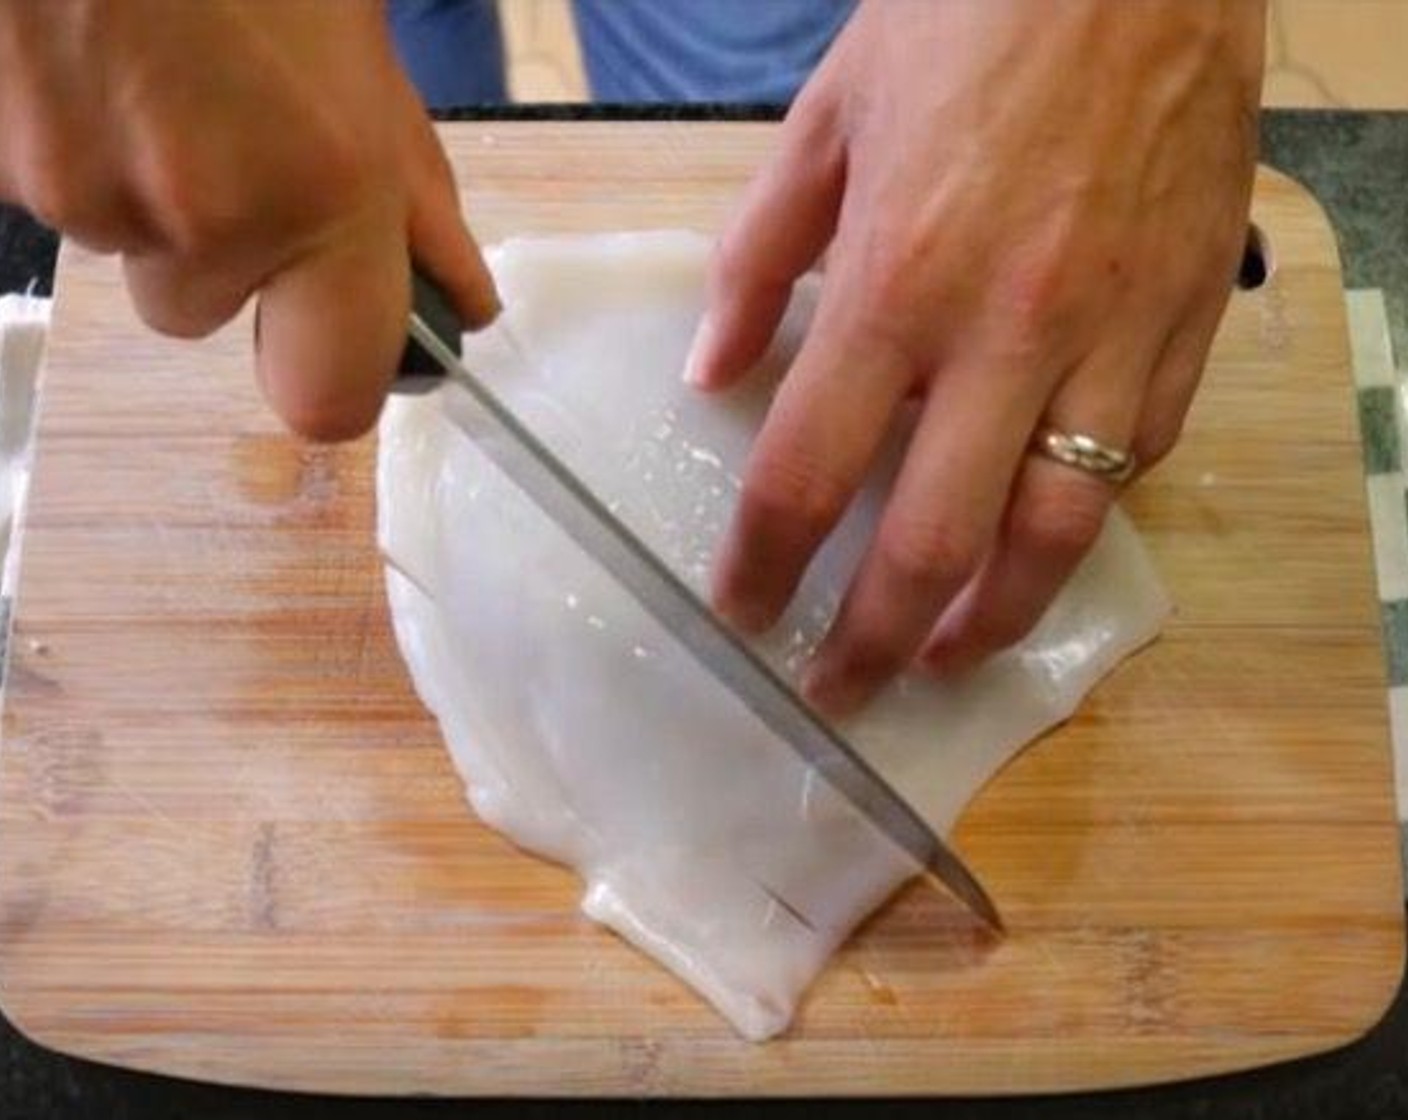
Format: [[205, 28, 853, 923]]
[[0, 122, 1400, 1096]]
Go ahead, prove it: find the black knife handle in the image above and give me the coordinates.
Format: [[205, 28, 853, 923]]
[[395, 268, 466, 394]]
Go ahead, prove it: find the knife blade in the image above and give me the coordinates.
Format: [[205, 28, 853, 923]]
[[393, 269, 1003, 934]]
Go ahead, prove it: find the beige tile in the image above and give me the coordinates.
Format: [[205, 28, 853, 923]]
[[499, 0, 1408, 110], [500, 0, 588, 103], [1265, 0, 1408, 108]]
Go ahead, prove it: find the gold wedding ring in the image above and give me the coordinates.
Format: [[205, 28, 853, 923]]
[[1030, 425, 1136, 485]]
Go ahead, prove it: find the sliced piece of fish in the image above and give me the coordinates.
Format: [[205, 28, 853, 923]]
[[376, 231, 1170, 1040]]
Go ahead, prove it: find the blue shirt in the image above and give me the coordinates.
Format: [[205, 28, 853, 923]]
[[390, 0, 858, 107]]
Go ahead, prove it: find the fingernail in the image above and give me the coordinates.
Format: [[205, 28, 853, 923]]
[[683, 313, 716, 388], [461, 283, 502, 331], [920, 643, 979, 680], [802, 660, 867, 720], [712, 562, 781, 635], [481, 284, 504, 323], [716, 593, 775, 636], [919, 642, 950, 675]]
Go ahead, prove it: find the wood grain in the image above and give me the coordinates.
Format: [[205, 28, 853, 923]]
[[0, 122, 1400, 1096]]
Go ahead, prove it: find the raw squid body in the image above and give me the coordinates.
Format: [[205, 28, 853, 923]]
[[0, 293, 48, 582], [376, 231, 1170, 1040]]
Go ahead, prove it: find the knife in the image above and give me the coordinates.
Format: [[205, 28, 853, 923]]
[[393, 269, 1004, 934]]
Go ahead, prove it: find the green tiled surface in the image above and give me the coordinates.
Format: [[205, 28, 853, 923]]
[[1358, 385, 1401, 475], [1383, 600, 1408, 688]]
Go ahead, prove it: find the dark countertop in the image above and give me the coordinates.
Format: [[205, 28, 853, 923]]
[[0, 107, 1406, 1120]]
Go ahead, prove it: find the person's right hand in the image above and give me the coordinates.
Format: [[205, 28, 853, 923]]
[[0, 0, 498, 439]]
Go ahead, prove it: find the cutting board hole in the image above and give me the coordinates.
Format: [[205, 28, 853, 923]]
[[1237, 224, 1273, 290]]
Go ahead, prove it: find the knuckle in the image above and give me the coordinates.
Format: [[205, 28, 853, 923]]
[[709, 235, 756, 292], [711, 228, 790, 302], [776, 81, 842, 184], [129, 134, 245, 253], [316, 145, 378, 222], [844, 628, 910, 680], [1133, 417, 1184, 467], [741, 452, 849, 544], [992, 220, 1092, 342], [139, 124, 371, 254], [1002, 254, 1073, 339], [964, 610, 1034, 654], [21, 159, 108, 240], [149, 180, 243, 254], [1013, 481, 1108, 561], [877, 518, 980, 588], [136, 159, 206, 250], [859, 227, 938, 318], [784, 73, 835, 134]]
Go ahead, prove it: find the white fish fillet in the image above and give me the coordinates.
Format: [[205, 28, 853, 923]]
[[376, 231, 1170, 1040]]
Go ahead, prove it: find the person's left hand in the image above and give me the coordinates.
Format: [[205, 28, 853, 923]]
[[686, 0, 1266, 716]]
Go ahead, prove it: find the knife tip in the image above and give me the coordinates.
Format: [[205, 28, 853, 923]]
[[924, 857, 1006, 937]]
